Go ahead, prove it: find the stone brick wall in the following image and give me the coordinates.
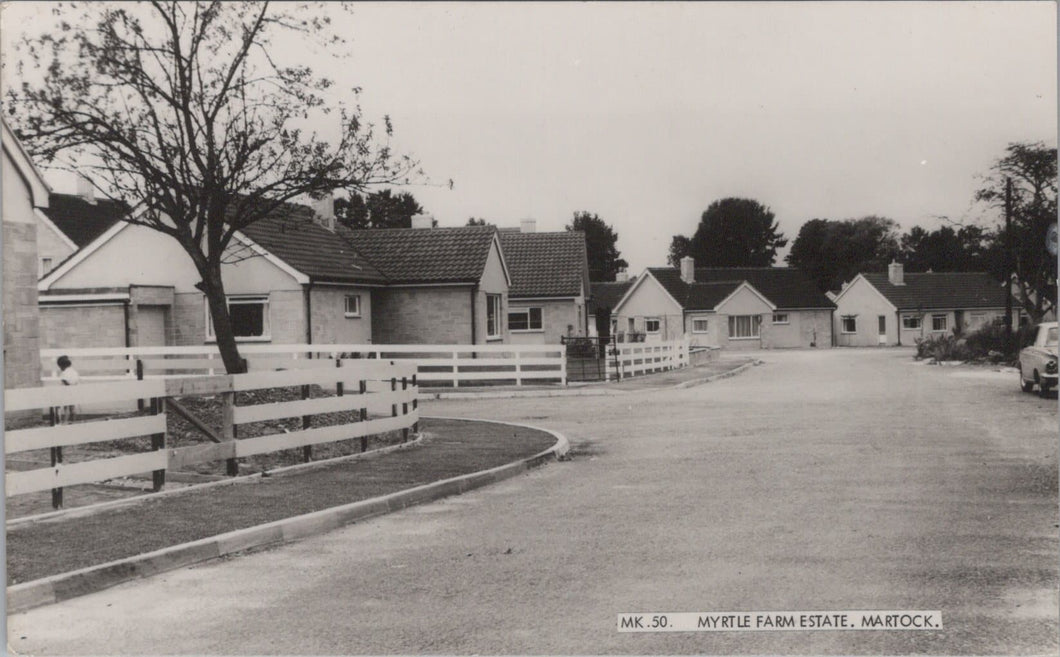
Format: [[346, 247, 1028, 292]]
[[373, 287, 474, 344], [40, 304, 126, 350], [173, 293, 205, 345], [268, 290, 305, 344], [3, 221, 42, 387]]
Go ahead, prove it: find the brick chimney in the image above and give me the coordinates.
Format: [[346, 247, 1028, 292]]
[[520, 218, 537, 233], [411, 213, 434, 229], [680, 256, 695, 284], [888, 261, 904, 286], [615, 269, 628, 283], [76, 173, 96, 205], [311, 193, 335, 231]]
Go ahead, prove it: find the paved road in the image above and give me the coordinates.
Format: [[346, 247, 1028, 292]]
[[8, 349, 1058, 655]]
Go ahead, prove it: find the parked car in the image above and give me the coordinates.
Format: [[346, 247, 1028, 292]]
[[1019, 321, 1058, 396]]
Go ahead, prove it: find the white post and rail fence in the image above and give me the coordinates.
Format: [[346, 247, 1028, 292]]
[[5, 361, 419, 509], [39, 339, 695, 387]]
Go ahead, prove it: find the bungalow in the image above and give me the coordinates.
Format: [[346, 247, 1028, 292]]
[[2, 118, 49, 388], [498, 220, 591, 344], [612, 257, 835, 349], [36, 181, 128, 278], [37, 205, 512, 349], [832, 262, 1008, 346]]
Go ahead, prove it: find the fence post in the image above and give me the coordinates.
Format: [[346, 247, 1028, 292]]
[[560, 347, 567, 386], [401, 376, 409, 442], [301, 383, 312, 463], [151, 396, 166, 491], [222, 390, 238, 476], [335, 358, 344, 397], [412, 373, 419, 433], [136, 358, 145, 411], [359, 379, 368, 452], [49, 406, 63, 509], [453, 350, 460, 388], [514, 349, 522, 387]]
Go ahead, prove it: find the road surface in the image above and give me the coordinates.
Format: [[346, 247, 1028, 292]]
[[8, 348, 1058, 654]]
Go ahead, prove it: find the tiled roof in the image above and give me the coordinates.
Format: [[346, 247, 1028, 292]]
[[340, 225, 498, 284], [694, 267, 835, 309], [861, 272, 1007, 310], [498, 230, 588, 298], [644, 266, 835, 311], [589, 280, 634, 313], [240, 210, 387, 284], [647, 269, 743, 310], [42, 194, 128, 247]]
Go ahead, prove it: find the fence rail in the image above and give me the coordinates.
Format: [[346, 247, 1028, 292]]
[[5, 360, 419, 506], [605, 339, 690, 380], [41, 343, 566, 388]]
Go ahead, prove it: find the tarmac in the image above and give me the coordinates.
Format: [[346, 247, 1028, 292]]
[[6, 357, 758, 614]]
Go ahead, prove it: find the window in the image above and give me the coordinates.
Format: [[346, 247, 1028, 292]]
[[628, 317, 636, 334], [902, 315, 921, 329], [772, 313, 789, 324], [344, 294, 361, 318], [645, 317, 661, 333], [969, 312, 986, 328], [692, 318, 709, 333], [486, 294, 502, 338], [931, 314, 947, 332], [205, 295, 270, 341], [728, 315, 760, 339], [508, 307, 543, 332], [841, 315, 857, 334], [39, 257, 53, 277]]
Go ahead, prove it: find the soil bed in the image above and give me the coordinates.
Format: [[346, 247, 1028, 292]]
[[6, 418, 557, 586]]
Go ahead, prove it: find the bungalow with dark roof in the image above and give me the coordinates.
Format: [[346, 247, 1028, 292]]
[[832, 262, 1008, 346], [611, 257, 835, 349], [37, 203, 512, 349], [35, 180, 128, 278], [498, 220, 591, 344]]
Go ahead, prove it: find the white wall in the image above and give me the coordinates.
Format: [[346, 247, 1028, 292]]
[[833, 277, 897, 346]]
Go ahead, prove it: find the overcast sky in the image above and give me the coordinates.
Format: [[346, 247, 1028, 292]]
[[6, 2, 1057, 272]]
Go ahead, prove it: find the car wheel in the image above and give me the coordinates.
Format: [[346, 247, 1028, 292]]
[[1021, 366, 1035, 392]]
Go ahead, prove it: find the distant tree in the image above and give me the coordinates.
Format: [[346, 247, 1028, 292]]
[[5, 2, 420, 373], [335, 189, 425, 229], [675, 198, 787, 268], [975, 141, 1058, 322], [466, 217, 490, 226], [900, 224, 997, 273], [566, 211, 628, 281], [667, 235, 693, 267], [786, 216, 900, 292]]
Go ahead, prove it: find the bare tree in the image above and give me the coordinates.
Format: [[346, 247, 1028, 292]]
[[5, 1, 421, 372]]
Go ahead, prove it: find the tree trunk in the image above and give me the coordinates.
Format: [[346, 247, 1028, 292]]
[[201, 265, 246, 374]]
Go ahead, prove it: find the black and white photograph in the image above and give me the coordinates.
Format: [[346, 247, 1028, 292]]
[[1, 1, 1057, 654]]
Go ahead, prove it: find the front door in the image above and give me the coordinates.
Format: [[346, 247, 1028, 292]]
[[878, 315, 887, 345]]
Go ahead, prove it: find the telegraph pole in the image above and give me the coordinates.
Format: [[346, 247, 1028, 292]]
[[1004, 176, 1014, 354]]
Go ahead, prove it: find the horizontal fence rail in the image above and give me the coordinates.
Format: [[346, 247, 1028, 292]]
[[605, 339, 690, 381], [5, 361, 419, 507], [41, 344, 567, 388]]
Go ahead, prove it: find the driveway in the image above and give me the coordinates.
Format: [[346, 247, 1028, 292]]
[[8, 349, 1058, 655]]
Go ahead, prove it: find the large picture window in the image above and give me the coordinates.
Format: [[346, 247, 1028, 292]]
[[508, 307, 543, 332], [902, 315, 921, 329], [205, 295, 270, 341], [486, 294, 502, 338], [728, 315, 759, 339]]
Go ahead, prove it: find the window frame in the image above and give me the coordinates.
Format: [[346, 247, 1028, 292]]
[[508, 306, 543, 333], [902, 315, 921, 330], [205, 295, 271, 342], [728, 314, 760, 340], [931, 314, 948, 332], [344, 294, 362, 318], [841, 315, 858, 334], [486, 294, 503, 339], [772, 312, 789, 325], [691, 317, 710, 334], [644, 317, 661, 334]]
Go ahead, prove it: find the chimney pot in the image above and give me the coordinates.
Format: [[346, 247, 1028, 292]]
[[680, 256, 695, 284], [76, 173, 96, 204], [411, 213, 434, 229], [520, 218, 537, 233], [888, 261, 905, 286]]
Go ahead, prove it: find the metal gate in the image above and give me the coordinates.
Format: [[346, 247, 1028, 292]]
[[561, 336, 615, 382]]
